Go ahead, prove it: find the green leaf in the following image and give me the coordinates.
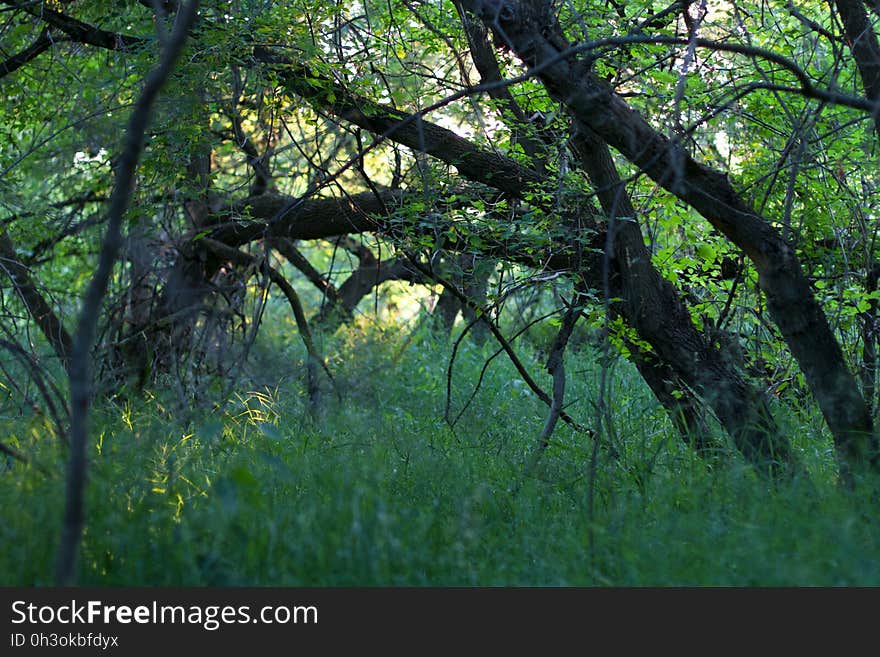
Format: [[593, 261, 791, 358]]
[[696, 244, 716, 262]]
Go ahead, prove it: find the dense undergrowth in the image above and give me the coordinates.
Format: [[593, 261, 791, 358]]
[[2, 313, 880, 586]]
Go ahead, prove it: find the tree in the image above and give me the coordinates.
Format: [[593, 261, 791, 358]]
[[2, 0, 880, 502]]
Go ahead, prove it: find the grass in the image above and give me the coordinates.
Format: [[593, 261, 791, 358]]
[[1, 313, 880, 586]]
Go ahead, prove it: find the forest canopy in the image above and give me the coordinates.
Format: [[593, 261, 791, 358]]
[[2, 0, 880, 586]]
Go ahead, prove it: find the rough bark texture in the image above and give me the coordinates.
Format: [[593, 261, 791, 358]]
[[454, 0, 548, 172], [834, 0, 880, 139], [216, 190, 581, 271]]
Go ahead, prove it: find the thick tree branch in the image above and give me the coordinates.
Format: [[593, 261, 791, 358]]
[[2, 1, 146, 51], [434, 14, 748, 456], [332, 257, 421, 321], [210, 188, 404, 246], [0, 231, 72, 367], [463, 0, 876, 474], [214, 188, 581, 271], [0, 28, 57, 79], [253, 47, 548, 200], [834, 0, 880, 139]]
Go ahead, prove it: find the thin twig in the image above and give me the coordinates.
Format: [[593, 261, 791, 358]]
[[56, 1, 200, 587]]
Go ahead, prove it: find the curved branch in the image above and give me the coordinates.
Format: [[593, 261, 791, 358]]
[[57, 0, 200, 587], [200, 237, 332, 404], [524, 292, 582, 474], [270, 237, 343, 309], [408, 257, 591, 435]]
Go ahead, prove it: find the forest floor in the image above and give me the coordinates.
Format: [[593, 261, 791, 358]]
[[2, 315, 880, 586]]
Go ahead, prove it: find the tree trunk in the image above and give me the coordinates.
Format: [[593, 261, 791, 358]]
[[833, 0, 880, 141], [622, 333, 712, 451], [573, 130, 790, 471], [462, 0, 876, 473]]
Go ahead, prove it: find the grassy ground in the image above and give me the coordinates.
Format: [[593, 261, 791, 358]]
[[2, 316, 879, 586]]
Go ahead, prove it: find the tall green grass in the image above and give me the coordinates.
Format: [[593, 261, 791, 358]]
[[1, 316, 879, 585]]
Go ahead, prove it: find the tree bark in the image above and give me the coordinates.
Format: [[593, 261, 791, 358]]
[[211, 189, 404, 247], [623, 335, 712, 448], [0, 28, 55, 80], [0, 231, 72, 369], [572, 130, 790, 471], [833, 0, 880, 140], [461, 0, 876, 473]]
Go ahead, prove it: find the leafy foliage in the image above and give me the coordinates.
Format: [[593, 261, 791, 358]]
[[1, 0, 880, 584]]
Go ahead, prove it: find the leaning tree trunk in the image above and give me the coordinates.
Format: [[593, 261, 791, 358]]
[[573, 129, 790, 471], [0, 230, 72, 369], [461, 0, 877, 475], [450, 11, 736, 452]]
